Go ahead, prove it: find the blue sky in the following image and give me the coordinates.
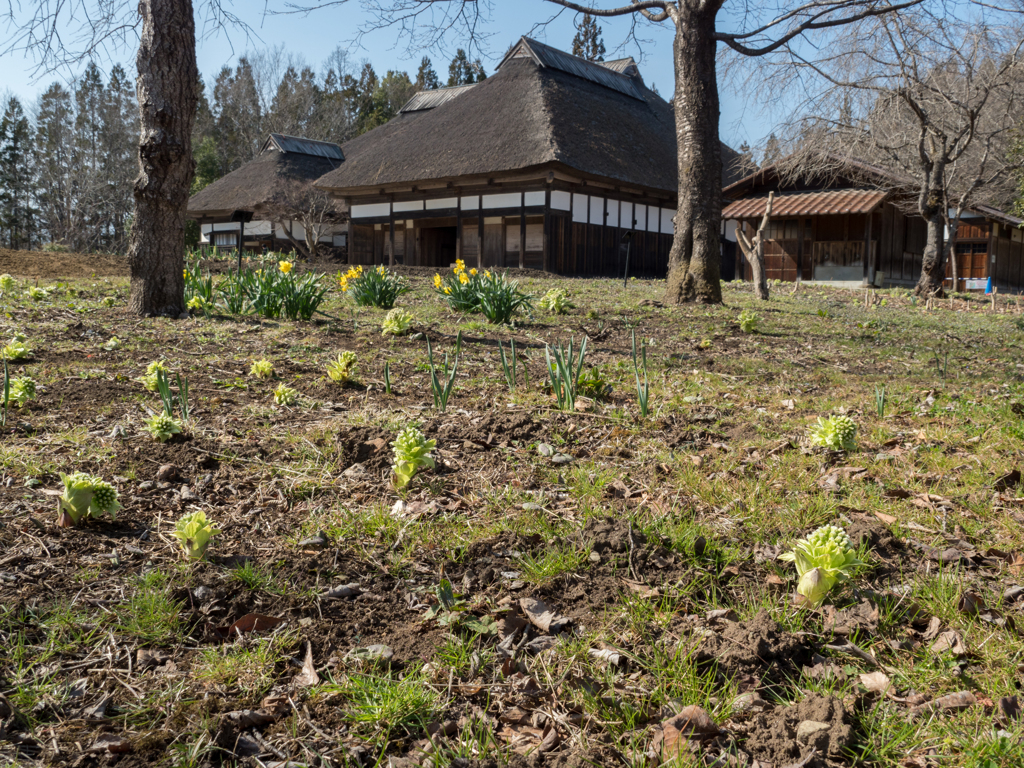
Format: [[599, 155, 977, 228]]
[[0, 1, 766, 150]]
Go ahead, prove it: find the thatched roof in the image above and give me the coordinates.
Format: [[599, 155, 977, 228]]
[[188, 133, 345, 218], [316, 38, 744, 196]]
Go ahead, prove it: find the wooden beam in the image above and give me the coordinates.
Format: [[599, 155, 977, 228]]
[[543, 189, 551, 273], [456, 206, 463, 264], [478, 211, 485, 270]]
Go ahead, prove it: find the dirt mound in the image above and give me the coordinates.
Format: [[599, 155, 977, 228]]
[[424, 411, 541, 446], [694, 610, 811, 685], [743, 694, 853, 767], [0, 248, 127, 278], [337, 424, 394, 473], [583, 515, 647, 554]]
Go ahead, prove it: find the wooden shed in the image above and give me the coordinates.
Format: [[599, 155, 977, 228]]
[[315, 37, 745, 278], [722, 159, 1024, 292], [187, 134, 349, 254]]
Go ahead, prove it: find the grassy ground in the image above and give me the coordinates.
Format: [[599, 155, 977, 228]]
[[2, 259, 1024, 768]]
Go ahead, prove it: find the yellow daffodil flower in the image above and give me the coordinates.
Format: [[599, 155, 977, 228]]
[[443, 286, 451, 294], [458, 271, 470, 285], [485, 270, 492, 278], [433, 274, 442, 289], [470, 268, 478, 276], [279, 260, 293, 274]]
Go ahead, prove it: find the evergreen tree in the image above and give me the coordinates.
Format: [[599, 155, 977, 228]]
[[34, 83, 76, 248], [469, 59, 487, 83], [0, 97, 36, 250], [354, 62, 380, 134], [73, 62, 106, 250], [447, 49, 477, 86], [571, 14, 606, 62], [101, 64, 137, 251], [415, 56, 441, 90], [212, 58, 262, 172], [361, 70, 416, 132], [763, 133, 781, 167]]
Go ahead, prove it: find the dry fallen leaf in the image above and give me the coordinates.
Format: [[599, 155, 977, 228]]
[[859, 671, 893, 695], [293, 641, 319, 687], [520, 597, 571, 634], [910, 690, 977, 716], [213, 613, 286, 640], [930, 629, 967, 656]]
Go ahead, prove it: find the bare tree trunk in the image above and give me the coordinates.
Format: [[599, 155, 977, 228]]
[[127, 0, 198, 317], [736, 192, 773, 300], [915, 213, 947, 298], [664, 5, 723, 305], [949, 244, 958, 293], [279, 220, 312, 259]]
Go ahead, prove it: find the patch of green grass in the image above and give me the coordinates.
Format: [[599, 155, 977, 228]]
[[116, 571, 184, 645], [327, 666, 443, 747]]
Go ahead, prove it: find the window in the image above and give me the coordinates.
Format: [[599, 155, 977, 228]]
[[765, 219, 799, 240], [213, 232, 236, 248]]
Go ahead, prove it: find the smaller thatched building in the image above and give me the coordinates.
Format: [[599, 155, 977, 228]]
[[187, 134, 348, 255]]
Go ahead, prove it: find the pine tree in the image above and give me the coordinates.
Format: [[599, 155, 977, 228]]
[[415, 57, 441, 90], [362, 70, 416, 132], [0, 97, 37, 250], [212, 58, 262, 172], [354, 63, 380, 134], [101, 64, 137, 251], [763, 133, 781, 167], [469, 59, 487, 83], [447, 49, 477, 86], [571, 14, 606, 62], [34, 83, 76, 248]]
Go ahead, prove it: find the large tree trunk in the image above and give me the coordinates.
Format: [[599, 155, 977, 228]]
[[664, 4, 723, 305], [915, 212, 947, 298], [127, 0, 198, 317]]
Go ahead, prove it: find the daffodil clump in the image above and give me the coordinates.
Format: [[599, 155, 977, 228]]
[[171, 511, 221, 561], [274, 383, 299, 406], [391, 426, 436, 489], [186, 295, 212, 313], [5, 376, 36, 407], [339, 264, 410, 309], [143, 413, 184, 443], [250, 358, 275, 379], [138, 360, 169, 392], [381, 308, 414, 336], [779, 524, 864, 606], [435, 260, 487, 313], [57, 472, 121, 527], [0, 274, 16, 295], [538, 288, 573, 314], [326, 352, 358, 384], [1, 334, 30, 361], [809, 414, 857, 451], [738, 309, 758, 333]]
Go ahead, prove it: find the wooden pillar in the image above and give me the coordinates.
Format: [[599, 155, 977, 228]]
[[456, 204, 463, 264], [346, 214, 353, 265], [796, 217, 805, 281], [863, 212, 872, 284], [388, 203, 396, 268], [543, 189, 551, 273], [519, 193, 526, 270], [477, 210, 484, 270]]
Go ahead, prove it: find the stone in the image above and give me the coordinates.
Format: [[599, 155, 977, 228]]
[[796, 720, 832, 750], [156, 464, 182, 483], [537, 443, 554, 457], [551, 453, 574, 464]]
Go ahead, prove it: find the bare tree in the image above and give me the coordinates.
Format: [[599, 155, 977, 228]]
[[781, 2, 1024, 296], [1, 0, 250, 316], [263, 181, 345, 260], [736, 191, 774, 300], [284, 0, 918, 304]]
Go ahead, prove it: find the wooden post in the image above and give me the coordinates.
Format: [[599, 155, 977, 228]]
[[388, 203, 396, 268], [519, 193, 526, 270], [863, 213, 872, 285], [456, 203, 463, 264], [477, 210, 484, 270], [543, 189, 551, 273]]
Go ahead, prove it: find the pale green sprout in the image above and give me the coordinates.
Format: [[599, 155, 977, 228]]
[[57, 472, 121, 527], [273, 383, 299, 406], [187, 295, 211, 313], [171, 511, 221, 561], [1, 336, 30, 361], [809, 414, 857, 451], [27, 286, 51, 301], [738, 309, 758, 333], [381, 308, 413, 336], [102, 337, 121, 351], [138, 360, 169, 392], [0, 274, 15, 294], [779, 524, 864, 606], [143, 413, 183, 442], [538, 288, 573, 314], [391, 426, 436, 489], [102, 296, 116, 308], [7, 376, 35, 407], [250, 358, 275, 379], [326, 352, 358, 383]]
